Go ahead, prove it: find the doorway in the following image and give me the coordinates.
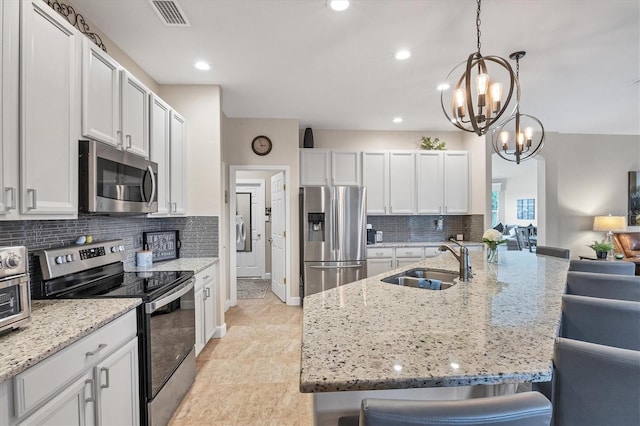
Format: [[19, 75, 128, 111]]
[[229, 166, 291, 306]]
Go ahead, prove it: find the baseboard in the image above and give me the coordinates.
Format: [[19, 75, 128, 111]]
[[224, 299, 230, 312], [287, 296, 301, 306], [264, 272, 272, 279], [214, 322, 227, 338]]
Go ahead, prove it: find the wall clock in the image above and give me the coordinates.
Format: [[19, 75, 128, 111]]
[[251, 135, 272, 156]]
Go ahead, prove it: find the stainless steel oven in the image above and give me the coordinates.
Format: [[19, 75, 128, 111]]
[[79, 140, 158, 214], [34, 241, 195, 426], [0, 246, 30, 334]]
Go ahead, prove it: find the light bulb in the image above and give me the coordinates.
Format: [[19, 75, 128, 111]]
[[490, 82, 503, 112], [476, 73, 489, 95], [517, 132, 525, 147], [500, 131, 509, 144], [524, 127, 533, 140], [454, 88, 466, 118]]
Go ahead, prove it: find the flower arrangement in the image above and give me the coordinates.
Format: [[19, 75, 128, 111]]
[[482, 229, 506, 249], [420, 136, 447, 150], [483, 229, 506, 263], [588, 240, 614, 259]]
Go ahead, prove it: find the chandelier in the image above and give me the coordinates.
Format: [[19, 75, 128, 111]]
[[440, 0, 519, 136], [492, 51, 545, 164]]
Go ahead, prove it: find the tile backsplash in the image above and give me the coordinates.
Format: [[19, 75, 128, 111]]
[[0, 216, 218, 290], [367, 214, 484, 243]]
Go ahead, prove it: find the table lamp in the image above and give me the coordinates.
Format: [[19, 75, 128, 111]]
[[593, 215, 627, 255]]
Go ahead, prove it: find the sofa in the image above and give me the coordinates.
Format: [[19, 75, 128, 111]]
[[613, 232, 640, 275]]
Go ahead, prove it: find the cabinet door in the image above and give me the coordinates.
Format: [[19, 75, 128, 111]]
[[367, 258, 394, 278], [300, 149, 330, 186], [19, 371, 95, 426], [388, 152, 416, 214], [95, 338, 139, 426], [331, 151, 361, 186], [121, 71, 149, 158], [362, 152, 388, 214], [194, 287, 205, 356], [0, 0, 19, 218], [395, 257, 422, 269], [416, 152, 444, 214], [203, 281, 216, 341], [81, 38, 120, 148], [443, 152, 469, 214], [20, 0, 79, 216], [149, 94, 171, 216], [169, 110, 187, 215]]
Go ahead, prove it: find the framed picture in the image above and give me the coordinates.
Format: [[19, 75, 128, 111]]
[[629, 171, 640, 226], [143, 230, 181, 262]]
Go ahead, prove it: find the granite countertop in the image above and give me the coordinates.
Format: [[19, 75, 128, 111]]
[[0, 299, 140, 383], [368, 241, 483, 248], [126, 257, 218, 274], [300, 250, 569, 393]]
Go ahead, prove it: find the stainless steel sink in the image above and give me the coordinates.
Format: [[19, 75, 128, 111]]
[[381, 268, 458, 290]]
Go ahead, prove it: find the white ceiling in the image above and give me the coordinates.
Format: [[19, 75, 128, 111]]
[[71, 0, 640, 135]]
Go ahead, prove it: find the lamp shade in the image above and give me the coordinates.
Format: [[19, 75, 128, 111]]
[[593, 215, 627, 232]]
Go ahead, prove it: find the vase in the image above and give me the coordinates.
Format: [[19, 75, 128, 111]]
[[487, 246, 499, 263]]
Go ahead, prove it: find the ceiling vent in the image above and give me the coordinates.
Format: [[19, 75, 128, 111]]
[[148, 0, 191, 27]]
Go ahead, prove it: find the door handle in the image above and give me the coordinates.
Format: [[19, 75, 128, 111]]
[[117, 130, 123, 146], [26, 188, 37, 210], [309, 264, 363, 270], [100, 367, 110, 389], [4, 187, 16, 210], [126, 134, 132, 148], [85, 379, 95, 403]]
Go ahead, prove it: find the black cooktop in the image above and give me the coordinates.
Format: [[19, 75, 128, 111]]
[[34, 262, 193, 302]]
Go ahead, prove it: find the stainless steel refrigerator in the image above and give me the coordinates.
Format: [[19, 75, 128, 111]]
[[302, 186, 367, 296]]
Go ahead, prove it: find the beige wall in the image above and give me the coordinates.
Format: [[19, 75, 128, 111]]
[[224, 118, 300, 300], [158, 85, 222, 216], [493, 156, 539, 226]]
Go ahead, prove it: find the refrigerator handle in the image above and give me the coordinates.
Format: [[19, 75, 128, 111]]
[[333, 194, 339, 251]]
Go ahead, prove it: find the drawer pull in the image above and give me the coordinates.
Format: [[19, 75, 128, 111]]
[[85, 379, 94, 403], [203, 275, 210, 280], [100, 367, 110, 389], [86, 343, 107, 357]]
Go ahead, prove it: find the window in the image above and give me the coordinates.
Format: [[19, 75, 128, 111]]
[[517, 198, 535, 220], [491, 191, 499, 226]]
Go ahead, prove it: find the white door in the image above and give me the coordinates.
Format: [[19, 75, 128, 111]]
[[236, 180, 266, 278], [169, 110, 187, 215], [416, 151, 444, 214], [299, 149, 330, 186], [149, 94, 171, 216], [121, 70, 149, 158], [388, 152, 416, 214], [331, 151, 361, 186], [443, 152, 470, 214], [270, 172, 286, 302], [362, 152, 388, 214]]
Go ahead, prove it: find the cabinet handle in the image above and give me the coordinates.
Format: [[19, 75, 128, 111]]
[[26, 188, 36, 210], [439, 206, 442, 213], [126, 134, 132, 148], [205, 287, 211, 298], [444, 206, 448, 213], [85, 379, 94, 403], [86, 343, 107, 357], [100, 367, 110, 389], [117, 130, 123, 146], [172, 202, 177, 213], [202, 289, 207, 301], [203, 275, 211, 280], [4, 187, 16, 210]]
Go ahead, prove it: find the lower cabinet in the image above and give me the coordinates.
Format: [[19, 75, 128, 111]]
[[195, 264, 218, 356], [5, 310, 139, 426]]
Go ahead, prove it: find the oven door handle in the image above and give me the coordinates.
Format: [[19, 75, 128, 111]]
[[145, 278, 194, 314]]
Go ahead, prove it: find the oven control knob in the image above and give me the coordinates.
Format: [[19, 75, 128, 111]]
[[118, 245, 125, 252], [55, 255, 66, 264], [5, 253, 21, 269], [111, 246, 118, 253], [66, 254, 74, 262]]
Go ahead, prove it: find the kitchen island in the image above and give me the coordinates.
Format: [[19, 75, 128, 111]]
[[300, 250, 569, 424]]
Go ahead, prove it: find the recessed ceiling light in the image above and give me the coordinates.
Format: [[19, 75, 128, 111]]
[[395, 50, 411, 60], [437, 83, 450, 91], [393, 117, 403, 123], [328, 0, 349, 11], [194, 61, 210, 71]]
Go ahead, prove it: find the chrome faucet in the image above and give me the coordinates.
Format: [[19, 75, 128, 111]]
[[438, 238, 471, 281]]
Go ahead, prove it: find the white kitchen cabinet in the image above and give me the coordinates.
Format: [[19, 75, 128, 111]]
[[388, 152, 416, 214], [0, 0, 19, 218], [194, 264, 218, 356], [8, 310, 138, 425], [416, 151, 469, 215], [443, 152, 469, 214], [362, 152, 388, 214], [394, 246, 424, 269], [95, 338, 139, 426], [416, 152, 444, 214], [18, 0, 80, 217], [81, 39, 150, 158], [300, 149, 361, 186], [149, 96, 187, 216], [366, 247, 394, 278]]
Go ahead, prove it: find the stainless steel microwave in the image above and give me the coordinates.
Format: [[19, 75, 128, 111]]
[[79, 140, 158, 215]]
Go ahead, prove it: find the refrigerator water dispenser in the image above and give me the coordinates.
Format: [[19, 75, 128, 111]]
[[307, 212, 325, 241]]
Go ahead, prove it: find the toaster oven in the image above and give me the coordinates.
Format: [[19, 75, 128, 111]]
[[0, 246, 30, 334]]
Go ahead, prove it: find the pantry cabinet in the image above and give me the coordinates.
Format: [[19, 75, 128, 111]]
[[18, 0, 79, 217], [149, 96, 187, 216], [82, 38, 150, 159], [299, 149, 361, 186]]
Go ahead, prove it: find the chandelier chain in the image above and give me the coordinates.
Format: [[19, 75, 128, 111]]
[[476, 0, 482, 53]]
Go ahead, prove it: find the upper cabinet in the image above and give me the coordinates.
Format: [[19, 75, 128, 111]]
[[299, 149, 361, 186], [388, 152, 416, 214], [82, 39, 150, 159], [362, 152, 388, 214], [18, 0, 80, 217], [416, 151, 469, 214], [149, 95, 187, 217]]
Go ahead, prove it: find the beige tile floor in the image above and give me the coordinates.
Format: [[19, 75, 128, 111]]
[[169, 291, 314, 426]]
